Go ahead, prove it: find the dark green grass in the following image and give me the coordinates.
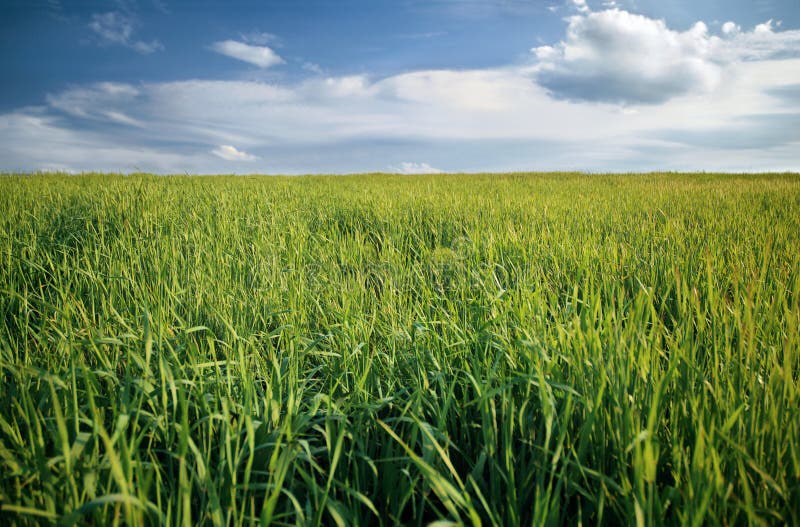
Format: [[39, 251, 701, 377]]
[[0, 173, 798, 526]]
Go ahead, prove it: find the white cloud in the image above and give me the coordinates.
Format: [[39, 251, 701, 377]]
[[102, 110, 144, 127], [302, 62, 324, 75], [716, 20, 800, 62], [755, 20, 775, 34], [88, 12, 162, 53], [0, 110, 195, 174], [391, 162, 444, 174], [3, 53, 799, 173], [239, 31, 281, 46], [375, 70, 530, 111], [212, 145, 257, 161], [2, 10, 799, 174], [570, 0, 589, 13], [306, 76, 374, 99], [532, 9, 800, 104], [210, 40, 284, 68], [722, 21, 740, 35], [532, 45, 558, 61], [532, 10, 722, 104], [46, 82, 143, 125]]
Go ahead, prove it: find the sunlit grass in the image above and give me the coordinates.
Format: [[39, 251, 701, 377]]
[[1, 172, 798, 525]]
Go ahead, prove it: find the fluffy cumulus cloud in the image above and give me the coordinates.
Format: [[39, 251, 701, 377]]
[[722, 21, 741, 36], [533, 10, 721, 104], [210, 40, 284, 68], [1, 8, 799, 173], [88, 11, 162, 53], [532, 9, 800, 104]]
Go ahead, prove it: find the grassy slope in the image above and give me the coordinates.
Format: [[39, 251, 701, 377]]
[[0, 173, 798, 526]]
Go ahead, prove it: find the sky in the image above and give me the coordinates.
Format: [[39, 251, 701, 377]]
[[0, 0, 798, 174]]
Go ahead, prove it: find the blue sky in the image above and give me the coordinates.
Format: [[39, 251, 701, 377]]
[[1, 0, 798, 173]]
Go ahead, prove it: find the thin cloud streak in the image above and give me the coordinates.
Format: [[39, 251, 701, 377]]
[[210, 40, 284, 68]]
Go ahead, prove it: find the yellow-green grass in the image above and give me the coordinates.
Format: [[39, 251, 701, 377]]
[[0, 173, 798, 526]]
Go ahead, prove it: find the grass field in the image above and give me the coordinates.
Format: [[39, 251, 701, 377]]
[[1, 173, 799, 526]]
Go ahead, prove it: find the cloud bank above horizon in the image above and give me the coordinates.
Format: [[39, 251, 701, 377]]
[[1, 0, 798, 174]]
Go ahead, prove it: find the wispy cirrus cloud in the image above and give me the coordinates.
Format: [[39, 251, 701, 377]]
[[391, 162, 444, 174], [46, 82, 141, 121], [88, 11, 163, 53], [570, 0, 589, 13], [210, 40, 284, 68], [238, 31, 281, 46]]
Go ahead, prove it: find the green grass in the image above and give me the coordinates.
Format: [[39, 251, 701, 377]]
[[0, 172, 798, 526]]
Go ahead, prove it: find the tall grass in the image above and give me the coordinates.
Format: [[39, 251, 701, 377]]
[[0, 172, 798, 526]]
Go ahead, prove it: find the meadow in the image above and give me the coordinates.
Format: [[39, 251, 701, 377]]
[[0, 172, 798, 526]]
